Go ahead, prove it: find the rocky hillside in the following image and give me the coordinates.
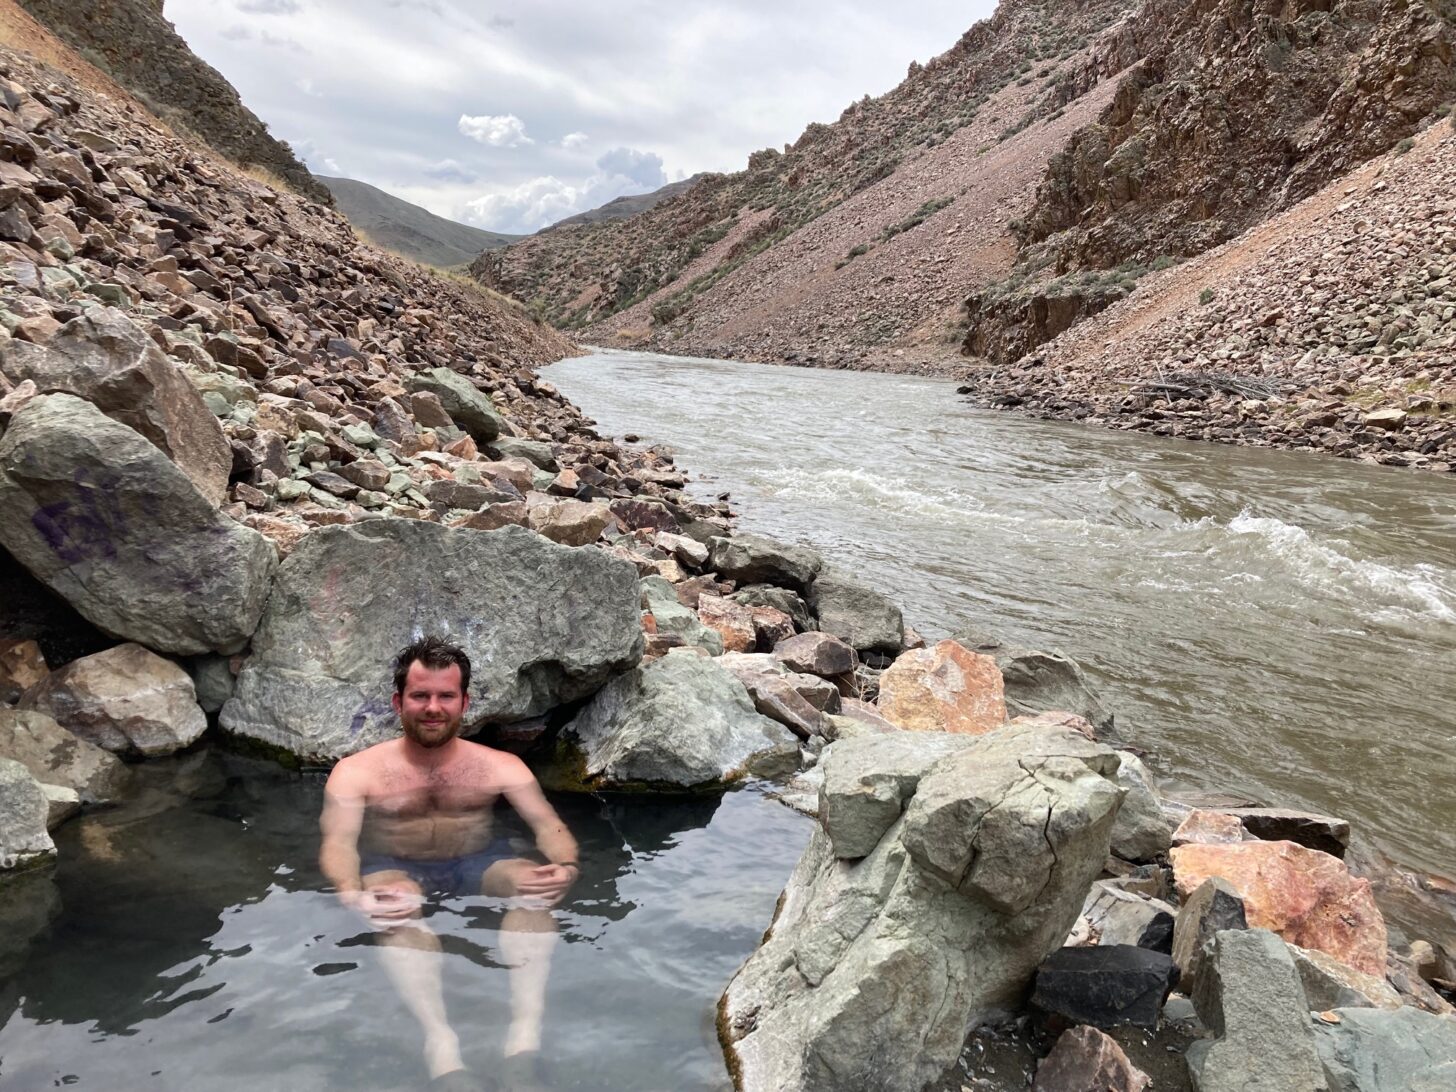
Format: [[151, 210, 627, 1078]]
[[15, 0, 330, 205], [0, 22, 717, 581], [319, 175, 521, 268], [959, 118, 1456, 473], [965, 0, 1456, 364], [474, 0, 1137, 365]]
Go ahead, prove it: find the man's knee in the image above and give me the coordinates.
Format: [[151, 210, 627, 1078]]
[[479, 857, 539, 898]]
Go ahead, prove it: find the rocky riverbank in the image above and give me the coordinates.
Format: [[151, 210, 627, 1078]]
[[956, 121, 1456, 476]]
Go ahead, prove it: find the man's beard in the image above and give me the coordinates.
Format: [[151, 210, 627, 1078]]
[[401, 714, 461, 749]]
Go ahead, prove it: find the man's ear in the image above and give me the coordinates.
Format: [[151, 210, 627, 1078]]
[[391, 691, 402, 715], [460, 691, 470, 714]]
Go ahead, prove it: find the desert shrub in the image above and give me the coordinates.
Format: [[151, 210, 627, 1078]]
[[1396, 137, 1415, 154], [1199, 287, 1215, 305]]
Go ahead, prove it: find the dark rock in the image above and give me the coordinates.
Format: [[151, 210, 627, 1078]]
[[1031, 945, 1179, 1030], [1223, 807, 1351, 859]]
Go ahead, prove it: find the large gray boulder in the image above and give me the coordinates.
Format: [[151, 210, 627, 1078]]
[[707, 534, 822, 592], [720, 722, 1127, 1092], [0, 708, 129, 801], [0, 758, 55, 871], [1312, 1006, 1456, 1091], [21, 643, 208, 757], [548, 653, 798, 790], [220, 521, 643, 762], [1186, 928, 1328, 1092], [641, 575, 722, 655], [0, 306, 231, 504], [0, 394, 276, 655], [408, 367, 505, 442], [806, 572, 904, 655]]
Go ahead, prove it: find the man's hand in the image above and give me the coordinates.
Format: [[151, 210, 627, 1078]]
[[514, 863, 578, 907], [340, 884, 424, 927]]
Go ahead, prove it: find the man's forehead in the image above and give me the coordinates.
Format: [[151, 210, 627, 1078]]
[[403, 661, 464, 688]]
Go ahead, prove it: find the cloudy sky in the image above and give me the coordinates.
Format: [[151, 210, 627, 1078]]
[[167, 1, 997, 234]]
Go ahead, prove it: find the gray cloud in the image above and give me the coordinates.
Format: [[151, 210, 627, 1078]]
[[594, 147, 666, 191], [423, 159, 478, 184]]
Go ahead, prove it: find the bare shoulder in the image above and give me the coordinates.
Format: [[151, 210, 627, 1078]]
[[459, 740, 535, 787], [325, 741, 393, 796]]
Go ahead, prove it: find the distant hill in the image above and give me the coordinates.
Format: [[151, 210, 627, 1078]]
[[544, 175, 708, 231], [318, 176, 522, 268]]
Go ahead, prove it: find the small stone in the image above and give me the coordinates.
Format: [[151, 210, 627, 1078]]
[[527, 498, 613, 546], [0, 639, 48, 701]]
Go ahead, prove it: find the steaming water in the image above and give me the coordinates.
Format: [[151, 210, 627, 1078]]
[[545, 349, 1456, 879]]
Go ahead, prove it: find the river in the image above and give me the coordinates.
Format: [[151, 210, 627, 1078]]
[[545, 348, 1456, 885]]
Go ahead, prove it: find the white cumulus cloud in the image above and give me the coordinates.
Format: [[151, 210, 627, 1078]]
[[458, 113, 533, 147], [466, 176, 583, 233], [559, 131, 589, 150], [463, 145, 669, 232]]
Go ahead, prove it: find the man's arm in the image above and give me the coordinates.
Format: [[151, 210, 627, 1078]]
[[499, 754, 580, 904], [502, 760, 578, 868], [319, 759, 368, 899]]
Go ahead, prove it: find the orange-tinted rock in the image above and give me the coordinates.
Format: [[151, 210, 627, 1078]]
[[876, 639, 1006, 734], [1170, 840, 1387, 976], [697, 595, 756, 653], [1172, 808, 1246, 846], [748, 605, 796, 648]]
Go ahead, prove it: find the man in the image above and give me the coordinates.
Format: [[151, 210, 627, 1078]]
[[320, 635, 578, 1091]]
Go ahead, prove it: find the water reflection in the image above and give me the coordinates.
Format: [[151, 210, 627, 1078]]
[[0, 751, 802, 1091]]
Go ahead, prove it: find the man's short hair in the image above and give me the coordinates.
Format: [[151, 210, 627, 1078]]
[[393, 635, 472, 695]]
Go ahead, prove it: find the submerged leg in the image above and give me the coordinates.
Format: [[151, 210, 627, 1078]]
[[481, 859, 560, 1058], [363, 871, 464, 1080]]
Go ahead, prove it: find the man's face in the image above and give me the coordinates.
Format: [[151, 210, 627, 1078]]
[[392, 661, 469, 749]]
